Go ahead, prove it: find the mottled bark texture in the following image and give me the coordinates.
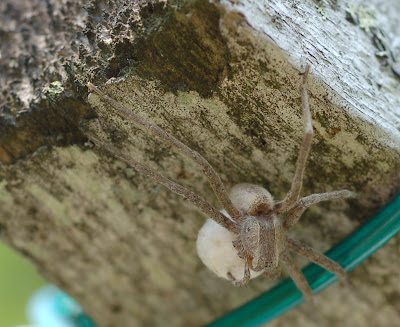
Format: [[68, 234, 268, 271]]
[[1, 0, 400, 326]]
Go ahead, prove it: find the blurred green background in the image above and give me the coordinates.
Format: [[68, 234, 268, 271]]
[[0, 241, 45, 327]]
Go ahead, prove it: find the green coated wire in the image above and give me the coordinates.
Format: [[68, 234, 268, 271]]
[[205, 193, 400, 327]]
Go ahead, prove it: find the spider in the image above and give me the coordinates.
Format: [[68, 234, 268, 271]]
[[86, 65, 354, 304]]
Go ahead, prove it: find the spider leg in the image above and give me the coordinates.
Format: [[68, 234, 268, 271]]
[[227, 257, 251, 287], [288, 238, 368, 302], [86, 131, 237, 233], [287, 238, 349, 284], [275, 65, 313, 214], [280, 250, 313, 304], [283, 190, 355, 230], [281, 251, 322, 323], [87, 83, 242, 223]]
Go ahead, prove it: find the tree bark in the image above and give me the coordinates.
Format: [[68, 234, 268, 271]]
[[1, 0, 399, 326]]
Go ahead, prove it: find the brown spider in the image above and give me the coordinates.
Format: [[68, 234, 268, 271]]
[[86, 65, 354, 304]]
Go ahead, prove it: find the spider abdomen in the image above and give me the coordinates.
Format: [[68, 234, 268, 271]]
[[230, 183, 274, 216]]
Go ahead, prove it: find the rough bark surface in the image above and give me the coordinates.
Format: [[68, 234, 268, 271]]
[[0, 0, 399, 327]]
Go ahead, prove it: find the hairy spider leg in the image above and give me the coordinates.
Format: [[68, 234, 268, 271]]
[[281, 250, 323, 322], [289, 237, 367, 302], [283, 190, 355, 230], [87, 82, 242, 225], [85, 131, 236, 232], [286, 238, 349, 283], [275, 65, 313, 214], [280, 250, 313, 303]]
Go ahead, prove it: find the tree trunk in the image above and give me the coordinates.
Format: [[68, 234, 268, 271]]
[[1, 0, 399, 326]]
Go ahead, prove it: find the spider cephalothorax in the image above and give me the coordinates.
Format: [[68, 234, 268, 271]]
[[233, 212, 283, 270], [86, 65, 355, 305], [230, 184, 284, 279]]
